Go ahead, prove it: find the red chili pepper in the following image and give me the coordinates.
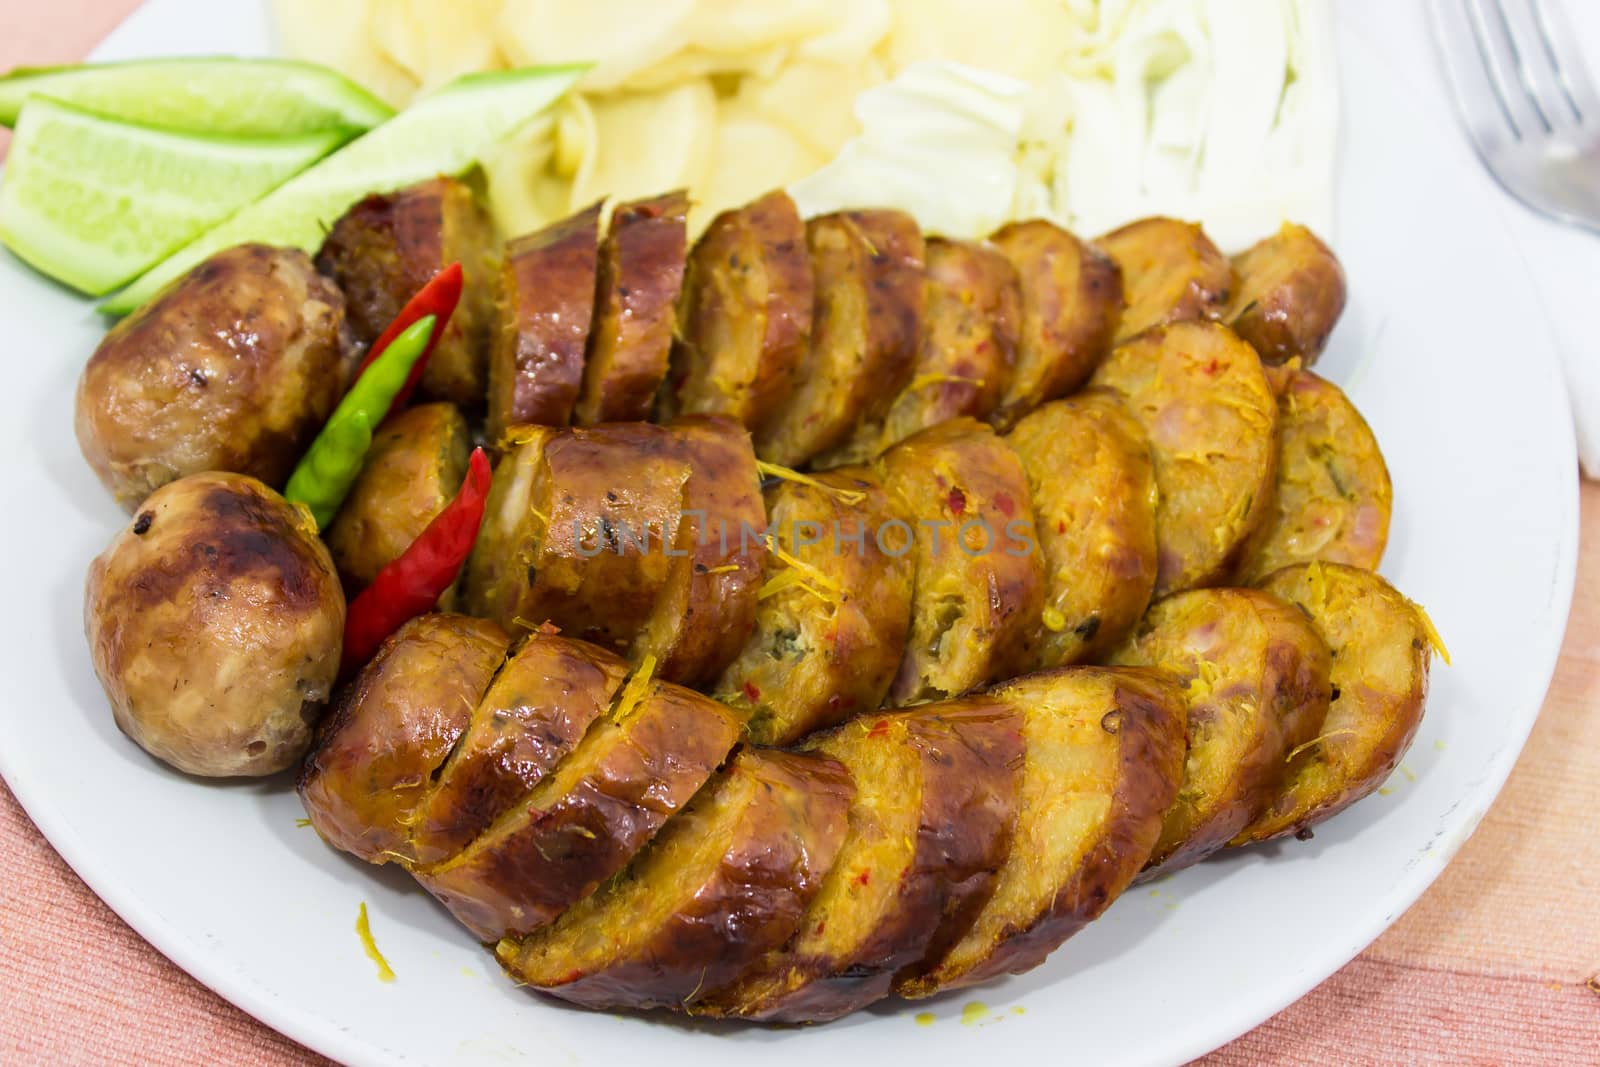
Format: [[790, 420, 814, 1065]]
[[340, 446, 492, 676], [353, 262, 464, 411]]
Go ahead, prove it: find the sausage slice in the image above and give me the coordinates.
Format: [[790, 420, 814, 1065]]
[[324, 402, 471, 595], [878, 418, 1045, 704], [1110, 588, 1331, 873], [315, 177, 497, 405], [840, 236, 1020, 459], [759, 209, 925, 467], [1226, 223, 1347, 366], [574, 191, 689, 425], [497, 748, 854, 1011], [712, 466, 914, 746], [1006, 391, 1159, 666], [1236, 369, 1391, 582], [1091, 321, 1278, 597], [486, 203, 602, 438], [664, 189, 813, 432], [1096, 216, 1231, 344], [901, 667, 1185, 994], [417, 661, 740, 941], [700, 701, 1023, 1022], [988, 219, 1122, 427], [297, 614, 509, 865], [1236, 563, 1435, 843]]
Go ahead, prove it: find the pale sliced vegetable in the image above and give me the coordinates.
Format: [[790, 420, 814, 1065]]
[[0, 97, 346, 295], [0, 58, 393, 134], [102, 65, 586, 316]]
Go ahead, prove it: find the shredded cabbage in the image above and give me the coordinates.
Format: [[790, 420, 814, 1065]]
[[790, 0, 1337, 251]]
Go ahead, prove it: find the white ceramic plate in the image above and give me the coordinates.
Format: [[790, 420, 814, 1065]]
[[0, 2, 1578, 1065]]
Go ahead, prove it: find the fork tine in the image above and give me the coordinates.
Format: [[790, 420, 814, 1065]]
[[1430, 0, 1519, 151], [1464, 0, 1550, 137], [1498, 0, 1580, 129], [1528, 0, 1600, 123]]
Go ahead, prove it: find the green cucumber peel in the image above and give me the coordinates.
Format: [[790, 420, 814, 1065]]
[[0, 95, 347, 295], [0, 57, 393, 133], [101, 63, 587, 316]]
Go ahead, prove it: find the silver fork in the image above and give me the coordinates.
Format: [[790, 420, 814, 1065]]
[[1429, 0, 1600, 233]]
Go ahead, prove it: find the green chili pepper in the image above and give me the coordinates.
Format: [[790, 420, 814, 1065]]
[[285, 409, 373, 529], [285, 315, 435, 528]]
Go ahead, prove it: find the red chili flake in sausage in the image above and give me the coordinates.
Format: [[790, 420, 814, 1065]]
[[947, 487, 967, 516], [1057, 520, 1067, 534], [852, 870, 871, 887], [867, 719, 891, 739], [742, 681, 761, 702]]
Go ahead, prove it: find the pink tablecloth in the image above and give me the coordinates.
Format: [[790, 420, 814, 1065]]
[[2, 3, 1597, 1063]]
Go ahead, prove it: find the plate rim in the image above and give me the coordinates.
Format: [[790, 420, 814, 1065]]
[[0, 3, 1580, 1066]]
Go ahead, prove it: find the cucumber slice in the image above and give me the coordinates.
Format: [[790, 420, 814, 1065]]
[[102, 65, 585, 316], [0, 97, 347, 296], [0, 58, 393, 134]]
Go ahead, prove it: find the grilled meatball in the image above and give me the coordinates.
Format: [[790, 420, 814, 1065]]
[[76, 244, 352, 511], [85, 472, 345, 777]]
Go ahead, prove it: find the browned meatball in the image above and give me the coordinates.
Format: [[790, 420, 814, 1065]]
[[76, 244, 352, 511], [84, 472, 346, 777]]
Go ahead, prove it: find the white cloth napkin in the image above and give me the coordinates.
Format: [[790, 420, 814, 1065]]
[[1371, 0, 1600, 478], [1513, 215, 1600, 479]]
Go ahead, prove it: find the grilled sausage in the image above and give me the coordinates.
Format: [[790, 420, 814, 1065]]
[[466, 419, 764, 685], [878, 418, 1045, 704], [574, 191, 689, 425], [1096, 217, 1231, 344], [1006, 392, 1160, 666], [700, 701, 1023, 1021], [1226, 223, 1347, 366], [298, 613, 509, 861], [1236, 369, 1392, 582], [497, 748, 855, 1012], [465, 422, 690, 650], [901, 667, 1185, 994], [760, 209, 925, 467], [632, 416, 768, 686], [713, 466, 914, 746], [1110, 588, 1331, 873], [315, 177, 497, 405], [323, 402, 471, 594], [416, 652, 741, 940], [76, 244, 351, 510], [989, 219, 1123, 427], [664, 189, 813, 431], [838, 237, 1021, 461], [1237, 563, 1435, 843], [486, 203, 602, 438], [408, 633, 630, 866], [1091, 321, 1278, 597]]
